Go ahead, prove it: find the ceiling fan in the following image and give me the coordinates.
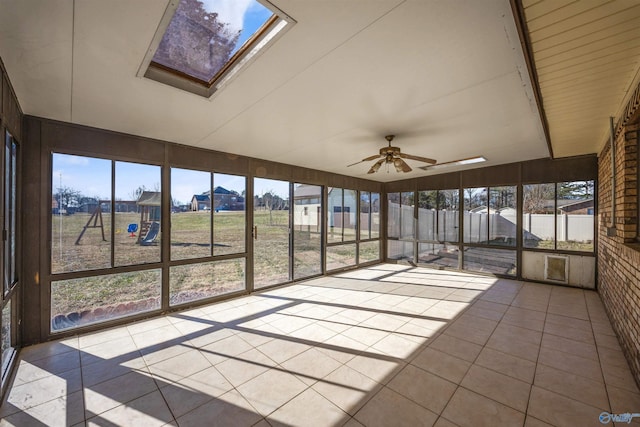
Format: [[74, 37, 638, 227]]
[[348, 135, 437, 173]]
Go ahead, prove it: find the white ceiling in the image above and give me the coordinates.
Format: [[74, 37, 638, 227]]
[[0, 0, 550, 182]]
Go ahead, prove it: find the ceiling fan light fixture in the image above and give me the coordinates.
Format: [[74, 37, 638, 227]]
[[419, 156, 487, 171]]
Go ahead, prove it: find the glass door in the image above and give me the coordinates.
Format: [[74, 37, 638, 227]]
[[253, 178, 291, 288], [293, 184, 322, 280]]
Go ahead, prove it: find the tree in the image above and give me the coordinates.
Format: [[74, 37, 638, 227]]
[[153, 0, 241, 81], [523, 183, 554, 214], [53, 186, 83, 211]]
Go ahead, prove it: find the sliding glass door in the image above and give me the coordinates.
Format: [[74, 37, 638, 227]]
[[253, 179, 323, 289]]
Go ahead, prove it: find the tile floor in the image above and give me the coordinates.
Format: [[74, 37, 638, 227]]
[[1, 264, 639, 426]]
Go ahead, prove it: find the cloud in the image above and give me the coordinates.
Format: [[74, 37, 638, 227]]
[[201, 0, 254, 32]]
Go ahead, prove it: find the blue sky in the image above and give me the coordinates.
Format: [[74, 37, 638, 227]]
[[53, 154, 247, 206], [200, 0, 273, 54]]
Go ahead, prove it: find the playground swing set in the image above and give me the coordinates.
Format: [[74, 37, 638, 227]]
[[75, 192, 161, 246]]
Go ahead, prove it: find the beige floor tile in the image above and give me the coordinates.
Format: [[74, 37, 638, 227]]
[[486, 333, 540, 363], [147, 349, 211, 383], [524, 415, 554, 427], [215, 348, 277, 387], [316, 333, 368, 364], [175, 389, 262, 427], [236, 369, 307, 417], [267, 388, 350, 427], [81, 354, 149, 388], [0, 390, 84, 427], [540, 332, 599, 361], [186, 326, 236, 348], [84, 370, 157, 417], [140, 343, 193, 366], [474, 347, 536, 383], [387, 364, 457, 414], [12, 351, 80, 386], [346, 353, 405, 385], [200, 334, 254, 365], [126, 317, 174, 336], [280, 348, 342, 386], [429, 334, 482, 363], [288, 322, 338, 343], [313, 365, 381, 415], [433, 417, 459, 427], [78, 327, 131, 349], [80, 335, 141, 366], [544, 313, 591, 332], [442, 322, 493, 346], [492, 322, 542, 346], [607, 385, 640, 424], [129, 324, 184, 350], [411, 347, 471, 384], [594, 333, 623, 351], [341, 325, 389, 347], [543, 321, 594, 344], [19, 339, 78, 363], [601, 362, 640, 394], [159, 366, 232, 418], [441, 387, 525, 427], [460, 364, 531, 412], [256, 337, 310, 365], [537, 347, 603, 382], [534, 364, 609, 410], [354, 387, 438, 427], [86, 390, 173, 427], [369, 333, 423, 359], [528, 386, 604, 427], [3, 368, 82, 414]]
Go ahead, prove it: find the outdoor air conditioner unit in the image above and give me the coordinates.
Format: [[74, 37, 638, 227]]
[[544, 255, 569, 284]]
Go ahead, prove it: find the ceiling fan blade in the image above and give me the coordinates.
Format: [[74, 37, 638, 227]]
[[393, 157, 412, 173], [347, 154, 382, 167], [399, 152, 437, 164], [367, 158, 385, 174]]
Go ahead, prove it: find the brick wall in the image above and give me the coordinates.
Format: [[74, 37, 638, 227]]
[[598, 120, 640, 385]]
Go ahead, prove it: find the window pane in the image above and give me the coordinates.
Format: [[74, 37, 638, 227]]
[[1, 300, 12, 377], [523, 183, 555, 249], [359, 240, 380, 264], [293, 184, 322, 280], [387, 240, 413, 261], [371, 192, 380, 239], [171, 168, 211, 260], [489, 186, 517, 246], [152, 0, 275, 82], [213, 174, 246, 256], [360, 191, 370, 240], [556, 181, 594, 251], [327, 244, 356, 270], [401, 192, 415, 239], [418, 190, 437, 241], [170, 258, 245, 306], [52, 154, 112, 273], [438, 189, 459, 242], [51, 269, 161, 331], [4, 136, 17, 292], [387, 192, 400, 238], [418, 243, 459, 269], [343, 189, 358, 242], [463, 247, 516, 276], [114, 162, 162, 266], [463, 187, 487, 244], [328, 188, 343, 243]]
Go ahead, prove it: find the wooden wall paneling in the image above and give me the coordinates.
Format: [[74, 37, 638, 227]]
[[21, 117, 42, 344]]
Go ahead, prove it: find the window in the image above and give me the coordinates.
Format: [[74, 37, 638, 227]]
[[417, 189, 459, 268], [4, 133, 18, 293], [523, 181, 594, 252], [387, 191, 415, 261], [143, 0, 294, 97]]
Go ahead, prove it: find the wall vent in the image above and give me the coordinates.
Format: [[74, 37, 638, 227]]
[[544, 255, 569, 284]]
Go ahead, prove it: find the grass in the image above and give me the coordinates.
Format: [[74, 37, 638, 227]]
[[50, 209, 374, 323]]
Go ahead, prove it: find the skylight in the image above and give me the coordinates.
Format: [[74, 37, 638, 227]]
[[141, 0, 293, 97]]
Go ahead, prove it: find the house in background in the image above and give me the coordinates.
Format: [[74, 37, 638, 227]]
[[190, 193, 210, 211]]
